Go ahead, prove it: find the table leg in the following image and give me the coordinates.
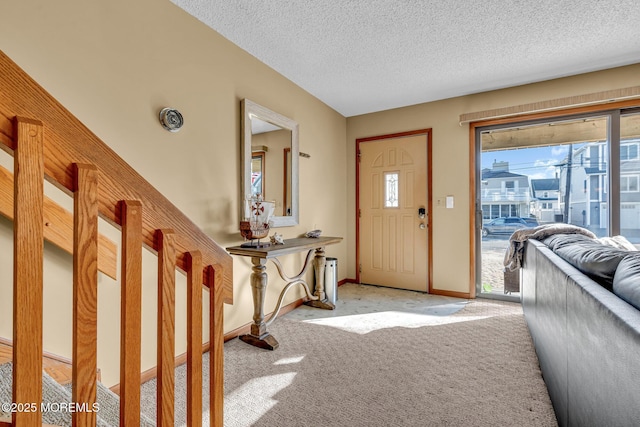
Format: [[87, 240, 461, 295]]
[[239, 257, 279, 350], [305, 247, 336, 310]]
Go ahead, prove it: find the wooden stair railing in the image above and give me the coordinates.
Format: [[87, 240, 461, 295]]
[[0, 163, 119, 280], [1, 50, 231, 426]]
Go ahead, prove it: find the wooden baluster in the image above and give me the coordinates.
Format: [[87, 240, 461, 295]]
[[0, 53, 234, 426], [12, 117, 44, 427], [72, 163, 99, 427], [156, 229, 176, 427], [186, 252, 203, 427], [119, 200, 143, 427], [0, 164, 118, 280], [208, 265, 225, 427]]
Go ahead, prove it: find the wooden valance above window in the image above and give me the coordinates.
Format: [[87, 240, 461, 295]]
[[459, 86, 640, 125]]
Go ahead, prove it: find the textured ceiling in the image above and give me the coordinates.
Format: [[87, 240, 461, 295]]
[[172, 1, 640, 117]]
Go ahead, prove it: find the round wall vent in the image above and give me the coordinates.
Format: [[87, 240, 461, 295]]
[[159, 108, 184, 132]]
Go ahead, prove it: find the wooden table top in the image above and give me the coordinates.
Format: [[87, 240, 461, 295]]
[[226, 236, 342, 259]]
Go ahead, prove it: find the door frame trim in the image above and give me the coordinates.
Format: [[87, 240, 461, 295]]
[[356, 129, 433, 292]]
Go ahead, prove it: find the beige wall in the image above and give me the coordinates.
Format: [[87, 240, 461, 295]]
[[0, 0, 347, 387], [347, 64, 640, 294]]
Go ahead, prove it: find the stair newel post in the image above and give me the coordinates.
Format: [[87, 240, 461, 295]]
[[12, 117, 44, 427], [72, 163, 99, 427], [119, 200, 143, 427]]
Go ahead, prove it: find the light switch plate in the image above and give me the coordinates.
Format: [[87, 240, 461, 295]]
[[446, 195, 454, 209]]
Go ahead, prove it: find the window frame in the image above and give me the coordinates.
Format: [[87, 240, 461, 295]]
[[383, 171, 400, 208], [474, 106, 640, 238], [621, 143, 639, 161], [621, 174, 640, 192], [471, 102, 640, 301]]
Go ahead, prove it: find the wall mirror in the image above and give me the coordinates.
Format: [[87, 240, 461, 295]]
[[241, 99, 299, 227]]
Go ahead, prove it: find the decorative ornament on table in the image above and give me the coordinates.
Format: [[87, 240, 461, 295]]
[[240, 195, 275, 248], [305, 229, 322, 238], [270, 232, 285, 245]]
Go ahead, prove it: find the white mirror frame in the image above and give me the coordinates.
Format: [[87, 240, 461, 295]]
[[241, 99, 299, 227]]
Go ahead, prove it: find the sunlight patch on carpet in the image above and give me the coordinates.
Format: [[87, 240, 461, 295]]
[[226, 372, 297, 427], [301, 310, 494, 334], [273, 355, 305, 365]]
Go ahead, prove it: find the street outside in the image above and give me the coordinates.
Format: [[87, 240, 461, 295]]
[[481, 232, 640, 295], [481, 236, 513, 295]]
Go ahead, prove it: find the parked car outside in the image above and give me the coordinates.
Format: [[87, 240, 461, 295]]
[[482, 217, 539, 237], [521, 217, 539, 227]]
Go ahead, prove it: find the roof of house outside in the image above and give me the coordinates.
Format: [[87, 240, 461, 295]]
[[585, 167, 607, 175], [481, 169, 528, 180], [531, 178, 559, 192]]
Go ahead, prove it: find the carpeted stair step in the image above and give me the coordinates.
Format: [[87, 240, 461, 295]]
[[63, 379, 155, 426], [0, 362, 155, 427]]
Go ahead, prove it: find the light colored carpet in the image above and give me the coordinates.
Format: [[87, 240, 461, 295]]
[[282, 283, 469, 333], [52, 283, 554, 426], [0, 284, 557, 426], [223, 285, 557, 427], [0, 362, 144, 427], [64, 378, 155, 427], [139, 355, 212, 426]]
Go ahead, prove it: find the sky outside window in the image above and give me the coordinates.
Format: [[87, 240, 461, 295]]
[[481, 144, 574, 179]]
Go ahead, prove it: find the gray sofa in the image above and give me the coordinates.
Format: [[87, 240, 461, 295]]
[[521, 237, 640, 427]]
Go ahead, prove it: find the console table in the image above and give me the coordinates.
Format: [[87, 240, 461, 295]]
[[226, 236, 342, 350]]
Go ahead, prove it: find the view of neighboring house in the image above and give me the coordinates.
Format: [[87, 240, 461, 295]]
[[558, 142, 608, 232], [483, 140, 640, 233], [621, 141, 640, 240], [558, 139, 640, 238], [530, 178, 560, 222], [481, 161, 531, 220]]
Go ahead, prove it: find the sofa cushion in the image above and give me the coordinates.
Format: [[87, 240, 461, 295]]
[[597, 235, 639, 251], [613, 253, 640, 310], [554, 242, 630, 290], [542, 233, 594, 251]]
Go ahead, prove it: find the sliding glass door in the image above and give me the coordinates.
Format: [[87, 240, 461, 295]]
[[620, 111, 640, 247], [475, 108, 640, 299]]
